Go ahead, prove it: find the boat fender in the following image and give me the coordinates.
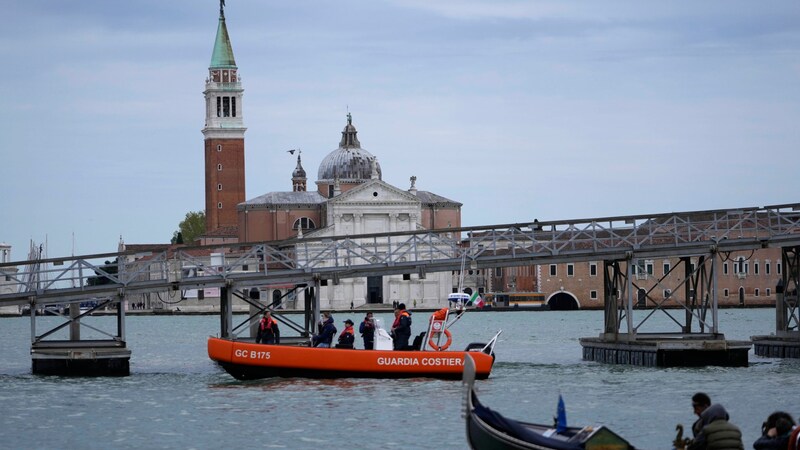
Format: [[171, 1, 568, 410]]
[[428, 329, 452, 351]]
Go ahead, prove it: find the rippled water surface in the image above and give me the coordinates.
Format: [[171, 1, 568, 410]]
[[0, 309, 797, 449]]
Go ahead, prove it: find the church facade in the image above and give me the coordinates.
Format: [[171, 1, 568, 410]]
[[203, 5, 462, 310]]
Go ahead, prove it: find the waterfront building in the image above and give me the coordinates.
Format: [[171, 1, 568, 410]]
[[0, 243, 19, 314], [537, 248, 782, 310], [121, 4, 465, 311], [239, 116, 462, 310]]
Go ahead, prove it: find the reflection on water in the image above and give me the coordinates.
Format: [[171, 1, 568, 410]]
[[0, 309, 797, 448]]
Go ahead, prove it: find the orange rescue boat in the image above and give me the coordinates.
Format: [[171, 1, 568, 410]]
[[208, 336, 499, 380], [208, 306, 501, 380]]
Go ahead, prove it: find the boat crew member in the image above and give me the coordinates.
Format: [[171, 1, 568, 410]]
[[256, 311, 280, 344], [359, 312, 375, 350], [391, 303, 412, 350], [336, 319, 355, 348], [312, 312, 337, 348]]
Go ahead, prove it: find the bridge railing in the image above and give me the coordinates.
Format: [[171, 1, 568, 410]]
[[1, 204, 799, 306]]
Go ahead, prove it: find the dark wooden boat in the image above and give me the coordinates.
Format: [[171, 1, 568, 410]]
[[462, 355, 635, 450]]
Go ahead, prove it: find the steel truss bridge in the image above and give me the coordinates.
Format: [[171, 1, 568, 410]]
[[1, 203, 799, 369]]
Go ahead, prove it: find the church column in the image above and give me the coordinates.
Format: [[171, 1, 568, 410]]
[[389, 213, 397, 232], [354, 213, 363, 235]]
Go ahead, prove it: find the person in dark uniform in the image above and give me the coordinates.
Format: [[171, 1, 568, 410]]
[[336, 319, 356, 348], [256, 311, 280, 344], [391, 303, 412, 350], [312, 312, 336, 348], [359, 312, 375, 350]]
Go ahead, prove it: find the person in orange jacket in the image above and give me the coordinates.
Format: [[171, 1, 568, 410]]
[[256, 311, 280, 344]]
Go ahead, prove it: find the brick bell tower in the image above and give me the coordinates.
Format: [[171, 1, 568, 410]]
[[203, 1, 246, 234]]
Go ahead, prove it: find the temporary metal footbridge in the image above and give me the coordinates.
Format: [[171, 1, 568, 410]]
[[1, 203, 799, 372]]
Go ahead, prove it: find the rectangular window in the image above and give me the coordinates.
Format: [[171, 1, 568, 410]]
[[590, 290, 597, 299], [723, 262, 728, 275], [223, 97, 231, 117], [766, 262, 771, 275], [778, 262, 782, 274], [723, 288, 729, 297], [216, 97, 221, 117], [663, 289, 671, 298], [589, 262, 597, 277], [754, 262, 759, 275], [766, 288, 771, 296], [549, 265, 557, 277], [567, 264, 574, 277], [663, 262, 670, 276], [495, 267, 502, 277], [232, 97, 237, 117], [646, 262, 654, 275]]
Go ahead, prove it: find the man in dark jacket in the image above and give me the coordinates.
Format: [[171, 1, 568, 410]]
[[312, 312, 336, 348], [691, 392, 712, 438], [391, 303, 412, 350], [359, 312, 375, 350], [688, 403, 744, 450]]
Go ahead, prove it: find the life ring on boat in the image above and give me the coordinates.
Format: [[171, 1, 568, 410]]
[[428, 329, 452, 351]]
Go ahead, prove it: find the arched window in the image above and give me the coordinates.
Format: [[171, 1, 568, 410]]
[[292, 217, 316, 231]]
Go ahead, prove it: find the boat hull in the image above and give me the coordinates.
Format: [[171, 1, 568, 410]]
[[208, 337, 495, 380]]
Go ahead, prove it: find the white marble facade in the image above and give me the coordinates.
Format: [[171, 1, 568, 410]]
[[303, 179, 453, 310]]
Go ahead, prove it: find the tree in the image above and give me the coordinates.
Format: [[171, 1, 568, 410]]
[[172, 211, 205, 244]]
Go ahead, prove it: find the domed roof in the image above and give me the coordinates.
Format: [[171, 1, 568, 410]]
[[317, 114, 382, 183]]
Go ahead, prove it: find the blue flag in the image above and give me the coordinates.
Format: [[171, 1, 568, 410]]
[[556, 394, 567, 433]]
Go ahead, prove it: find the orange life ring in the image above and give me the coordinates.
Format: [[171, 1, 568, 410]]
[[428, 329, 452, 351], [789, 426, 800, 450]]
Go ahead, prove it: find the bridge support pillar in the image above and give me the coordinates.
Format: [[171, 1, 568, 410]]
[[586, 252, 751, 367], [31, 297, 131, 376], [752, 245, 800, 358]]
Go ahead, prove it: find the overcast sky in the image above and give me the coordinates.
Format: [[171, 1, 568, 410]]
[[2, 0, 799, 260]]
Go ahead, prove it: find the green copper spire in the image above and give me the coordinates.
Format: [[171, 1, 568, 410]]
[[210, 6, 236, 69]]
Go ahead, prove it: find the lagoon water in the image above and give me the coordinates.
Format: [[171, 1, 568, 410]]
[[0, 308, 797, 449]]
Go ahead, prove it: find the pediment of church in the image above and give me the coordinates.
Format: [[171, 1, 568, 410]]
[[328, 179, 421, 206]]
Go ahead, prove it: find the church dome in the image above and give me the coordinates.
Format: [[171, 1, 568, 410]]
[[317, 115, 382, 183]]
